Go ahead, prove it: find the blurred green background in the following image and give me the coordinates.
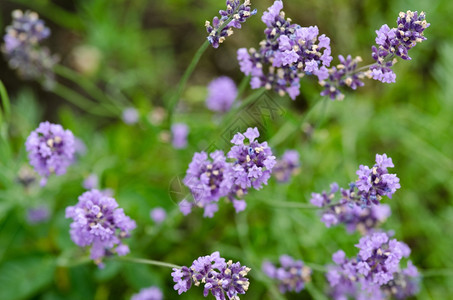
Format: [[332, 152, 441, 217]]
[[0, 0, 452, 299]]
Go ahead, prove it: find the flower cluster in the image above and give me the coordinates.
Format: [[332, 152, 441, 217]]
[[131, 286, 163, 300], [370, 11, 430, 83], [182, 127, 275, 217], [2, 10, 58, 85], [318, 11, 429, 100], [237, 0, 332, 99], [25, 121, 75, 186], [206, 76, 238, 112], [262, 255, 311, 293], [171, 251, 250, 300], [205, 0, 257, 48], [183, 151, 234, 217], [65, 189, 136, 266], [273, 150, 300, 183], [326, 232, 416, 299]]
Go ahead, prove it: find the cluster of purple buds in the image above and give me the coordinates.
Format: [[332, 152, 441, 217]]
[[205, 0, 257, 48], [2, 10, 58, 84], [131, 286, 163, 300], [262, 255, 311, 293], [182, 127, 275, 217], [25, 121, 75, 186], [355, 153, 400, 206], [65, 189, 136, 267], [310, 183, 392, 234], [381, 261, 420, 299], [370, 11, 430, 83], [315, 11, 429, 100], [171, 251, 250, 300], [273, 150, 300, 183], [319, 55, 366, 100], [237, 0, 332, 99], [326, 233, 415, 299], [183, 150, 234, 217]]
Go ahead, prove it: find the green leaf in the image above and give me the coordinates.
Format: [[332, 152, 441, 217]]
[[0, 256, 56, 300]]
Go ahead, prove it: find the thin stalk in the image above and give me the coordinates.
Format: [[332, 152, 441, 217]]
[[221, 88, 266, 126], [54, 65, 124, 111], [118, 256, 181, 269], [235, 75, 250, 102], [0, 80, 11, 121], [52, 83, 116, 117], [421, 269, 453, 278], [167, 40, 210, 125]]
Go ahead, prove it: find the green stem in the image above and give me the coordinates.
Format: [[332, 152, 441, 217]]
[[235, 75, 250, 102], [306, 262, 328, 272], [118, 256, 181, 269], [269, 96, 324, 148], [0, 80, 11, 121], [167, 40, 210, 125], [421, 269, 453, 278], [52, 83, 115, 117], [54, 65, 124, 112], [221, 88, 266, 126]]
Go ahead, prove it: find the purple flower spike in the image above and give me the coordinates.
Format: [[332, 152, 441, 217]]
[[183, 151, 234, 218], [273, 150, 300, 183], [150, 207, 167, 224], [227, 127, 276, 190], [25, 121, 75, 185], [171, 123, 189, 149], [2, 10, 58, 84], [327, 234, 418, 299], [131, 286, 163, 300], [172, 252, 251, 299], [206, 76, 238, 112], [205, 0, 257, 48], [237, 0, 332, 99], [262, 255, 311, 293], [65, 189, 136, 266]]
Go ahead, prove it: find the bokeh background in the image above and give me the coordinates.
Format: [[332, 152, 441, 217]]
[[0, 0, 452, 299]]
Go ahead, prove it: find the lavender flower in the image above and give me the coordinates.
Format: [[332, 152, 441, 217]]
[[25, 121, 75, 186], [273, 150, 300, 183], [150, 207, 166, 224], [171, 123, 189, 149], [262, 255, 311, 293], [237, 0, 332, 99], [2, 10, 58, 84], [370, 11, 430, 83], [355, 153, 400, 206], [206, 76, 238, 112], [26, 206, 50, 224], [183, 151, 234, 218], [83, 174, 99, 190], [227, 127, 276, 190], [131, 286, 163, 300], [122, 107, 139, 125], [205, 0, 257, 48], [65, 189, 136, 266], [327, 234, 416, 299], [171, 251, 251, 299], [319, 11, 429, 99]]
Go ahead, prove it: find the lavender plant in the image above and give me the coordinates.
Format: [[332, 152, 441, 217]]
[[272, 150, 300, 183], [25, 121, 75, 186], [205, 0, 257, 48], [65, 189, 136, 267], [262, 255, 311, 293], [2, 10, 58, 86], [171, 251, 251, 299]]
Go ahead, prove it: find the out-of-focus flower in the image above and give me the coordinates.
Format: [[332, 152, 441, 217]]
[[262, 255, 311, 293], [273, 150, 300, 183], [131, 286, 163, 300], [171, 123, 189, 149], [2, 10, 58, 85], [26, 206, 50, 224], [70, 45, 101, 76], [83, 174, 99, 190], [206, 76, 237, 112], [150, 207, 166, 224], [122, 107, 139, 125]]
